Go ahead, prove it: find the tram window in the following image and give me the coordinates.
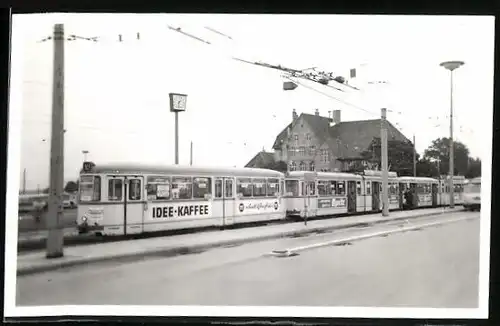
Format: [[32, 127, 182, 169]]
[[79, 176, 101, 202], [318, 181, 332, 196], [253, 178, 267, 197], [108, 179, 123, 201], [225, 179, 234, 198], [336, 181, 345, 196], [193, 177, 211, 199], [280, 180, 284, 196], [330, 181, 337, 195], [237, 178, 252, 197], [356, 181, 362, 195], [285, 180, 299, 196], [172, 177, 193, 200], [215, 179, 223, 198], [445, 185, 449, 193], [128, 179, 141, 200], [301, 181, 316, 196], [267, 178, 279, 197], [366, 181, 371, 195], [147, 176, 170, 200]]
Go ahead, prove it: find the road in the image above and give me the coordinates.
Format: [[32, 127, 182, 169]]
[[18, 208, 77, 234], [16, 211, 480, 308]]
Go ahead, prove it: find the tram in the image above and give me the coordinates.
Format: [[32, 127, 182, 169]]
[[437, 175, 465, 206], [284, 170, 400, 218], [398, 176, 439, 208], [77, 162, 286, 235], [463, 177, 481, 211]]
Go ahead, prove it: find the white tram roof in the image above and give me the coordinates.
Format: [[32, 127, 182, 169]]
[[398, 176, 438, 183], [286, 171, 363, 180], [83, 163, 285, 178], [466, 177, 481, 184]]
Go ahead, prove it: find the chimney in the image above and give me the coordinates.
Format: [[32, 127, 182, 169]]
[[315, 109, 319, 116], [333, 110, 341, 124], [292, 109, 298, 121]]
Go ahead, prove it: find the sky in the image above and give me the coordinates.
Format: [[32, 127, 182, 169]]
[[11, 14, 495, 190]]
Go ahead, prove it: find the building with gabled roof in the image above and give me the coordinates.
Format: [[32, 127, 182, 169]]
[[245, 150, 276, 169], [269, 108, 411, 172]]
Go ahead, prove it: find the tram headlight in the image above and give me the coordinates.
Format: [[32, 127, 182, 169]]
[[82, 216, 88, 222]]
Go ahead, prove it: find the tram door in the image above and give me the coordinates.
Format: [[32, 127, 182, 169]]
[[372, 181, 380, 211], [223, 178, 235, 226], [347, 181, 357, 213], [124, 176, 145, 235], [398, 183, 405, 209], [107, 175, 144, 235], [431, 183, 438, 207]]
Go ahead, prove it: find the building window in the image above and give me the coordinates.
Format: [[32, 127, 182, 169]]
[[288, 146, 296, 157], [299, 146, 305, 156], [309, 145, 316, 155], [306, 133, 311, 140], [321, 149, 329, 163], [294, 134, 299, 141], [289, 161, 297, 171], [299, 161, 306, 171], [310, 161, 315, 171]]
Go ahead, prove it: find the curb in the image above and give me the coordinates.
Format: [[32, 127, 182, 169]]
[[16, 208, 461, 276]]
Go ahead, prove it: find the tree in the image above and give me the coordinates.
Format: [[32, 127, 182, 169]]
[[465, 157, 481, 178], [361, 138, 418, 176], [416, 157, 439, 177], [64, 181, 79, 193], [423, 137, 470, 176]]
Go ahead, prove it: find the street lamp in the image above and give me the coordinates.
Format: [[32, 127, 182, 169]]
[[440, 60, 464, 208], [169, 93, 188, 165]]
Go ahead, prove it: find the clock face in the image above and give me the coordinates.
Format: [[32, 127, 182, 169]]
[[172, 95, 187, 110]]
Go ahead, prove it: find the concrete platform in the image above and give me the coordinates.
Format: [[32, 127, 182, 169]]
[[15, 207, 463, 276]]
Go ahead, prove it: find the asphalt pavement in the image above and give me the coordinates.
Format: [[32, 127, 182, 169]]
[[16, 211, 480, 308]]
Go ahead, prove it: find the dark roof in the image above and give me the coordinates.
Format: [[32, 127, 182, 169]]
[[329, 119, 409, 159], [245, 151, 276, 168], [271, 112, 411, 159], [272, 113, 333, 150]]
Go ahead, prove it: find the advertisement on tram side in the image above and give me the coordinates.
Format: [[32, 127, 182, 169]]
[[236, 199, 280, 215], [317, 197, 346, 208], [148, 202, 212, 219]]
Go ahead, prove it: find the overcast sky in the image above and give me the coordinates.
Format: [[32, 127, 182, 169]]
[[11, 14, 494, 190]]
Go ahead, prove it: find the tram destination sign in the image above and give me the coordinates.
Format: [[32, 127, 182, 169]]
[[151, 202, 211, 219]]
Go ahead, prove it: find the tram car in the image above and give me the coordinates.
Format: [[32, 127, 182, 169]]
[[284, 170, 400, 219], [437, 175, 465, 206], [398, 176, 439, 208], [77, 162, 286, 236], [463, 177, 481, 211]]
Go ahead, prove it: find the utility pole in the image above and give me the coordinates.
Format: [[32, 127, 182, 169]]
[[440, 61, 464, 208], [22, 168, 26, 194], [381, 108, 389, 217], [190, 141, 193, 166], [413, 134, 417, 177], [46, 23, 65, 259]]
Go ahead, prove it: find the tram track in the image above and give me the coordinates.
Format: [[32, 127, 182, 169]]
[[17, 205, 464, 253]]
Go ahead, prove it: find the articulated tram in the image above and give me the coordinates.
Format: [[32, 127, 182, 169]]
[[77, 162, 286, 235], [77, 162, 470, 236]]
